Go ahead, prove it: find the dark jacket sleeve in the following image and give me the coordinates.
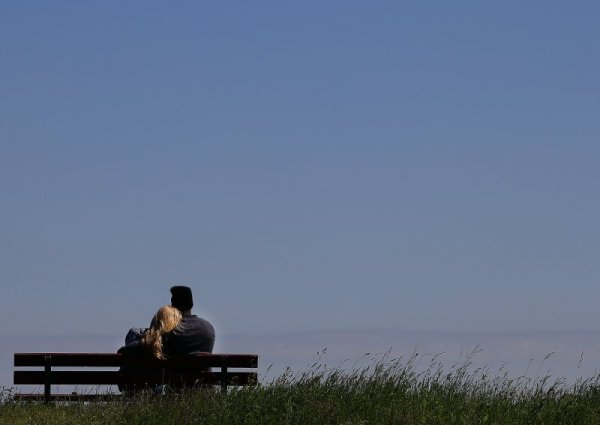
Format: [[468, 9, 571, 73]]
[[118, 340, 145, 355]]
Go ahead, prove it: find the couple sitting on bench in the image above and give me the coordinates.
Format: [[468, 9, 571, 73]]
[[119, 285, 215, 360], [13, 285, 256, 401]]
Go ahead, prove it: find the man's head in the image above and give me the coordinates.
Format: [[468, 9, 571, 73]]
[[170, 285, 193, 312]]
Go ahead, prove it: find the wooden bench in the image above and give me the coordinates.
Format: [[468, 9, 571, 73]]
[[14, 352, 258, 403]]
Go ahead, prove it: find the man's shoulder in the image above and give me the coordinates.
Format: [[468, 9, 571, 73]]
[[183, 314, 211, 323], [180, 314, 215, 332]]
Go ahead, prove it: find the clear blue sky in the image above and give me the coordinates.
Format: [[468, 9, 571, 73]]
[[1, 1, 599, 339]]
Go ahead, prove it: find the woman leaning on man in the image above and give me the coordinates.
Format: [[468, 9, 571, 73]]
[[118, 305, 182, 359]]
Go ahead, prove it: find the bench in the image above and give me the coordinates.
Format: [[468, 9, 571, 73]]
[[14, 352, 259, 403]]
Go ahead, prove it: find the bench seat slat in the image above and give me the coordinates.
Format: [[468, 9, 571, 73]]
[[15, 371, 122, 385], [14, 353, 258, 368], [14, 394, 121, 402], [14, 370, 257, 386]]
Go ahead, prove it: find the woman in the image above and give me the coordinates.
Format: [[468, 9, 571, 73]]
[[119, 305, 182, 359]]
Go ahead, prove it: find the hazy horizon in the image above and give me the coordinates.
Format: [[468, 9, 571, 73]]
[[4, 327, 600, 391]]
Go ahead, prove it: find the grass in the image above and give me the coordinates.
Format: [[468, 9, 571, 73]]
[[3, 351, 600, 424]]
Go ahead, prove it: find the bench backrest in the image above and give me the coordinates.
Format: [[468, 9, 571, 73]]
[[14, 352, 258, 402]]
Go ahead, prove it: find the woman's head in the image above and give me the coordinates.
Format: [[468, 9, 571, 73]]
[[150, 305, 182, 334], [142, 305, 182, 359]]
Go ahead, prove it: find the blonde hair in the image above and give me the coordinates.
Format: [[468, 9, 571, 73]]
[[141, 305, 182, 360]]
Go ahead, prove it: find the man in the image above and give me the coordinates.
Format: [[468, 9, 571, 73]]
[[167, 285, 216, 354]]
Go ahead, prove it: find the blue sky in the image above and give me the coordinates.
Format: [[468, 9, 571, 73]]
[[1, 0, 599, 350]]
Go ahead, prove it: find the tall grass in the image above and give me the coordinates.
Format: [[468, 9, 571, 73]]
[[3, 351, 600, 424]]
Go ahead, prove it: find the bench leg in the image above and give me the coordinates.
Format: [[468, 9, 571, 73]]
[[44, 355, 51, 404], [221, 366, 227, 394]]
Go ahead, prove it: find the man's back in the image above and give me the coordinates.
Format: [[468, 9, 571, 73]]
[[166, 314, 215, 355]]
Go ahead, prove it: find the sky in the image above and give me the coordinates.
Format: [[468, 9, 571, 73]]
[[1, 1, 600, 385]]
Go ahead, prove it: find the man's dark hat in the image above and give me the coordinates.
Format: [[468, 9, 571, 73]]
[[170, 285, 193, 311]]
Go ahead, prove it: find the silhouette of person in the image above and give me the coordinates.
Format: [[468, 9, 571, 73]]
[[165, 285, 215, 354]]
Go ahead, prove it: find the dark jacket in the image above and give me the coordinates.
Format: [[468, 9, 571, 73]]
[[117, 336, 148, 393], [165, 314, 215, 354]]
